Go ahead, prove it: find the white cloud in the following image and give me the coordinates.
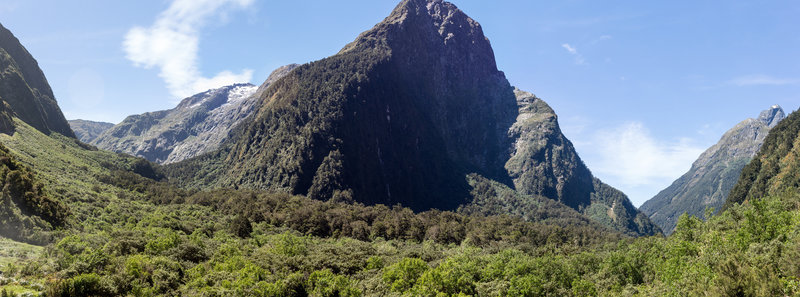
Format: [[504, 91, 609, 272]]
[[561, 43, 577, 54], [123, 0, 255, 100], [561, 43, 585, 65], [576, 122, 705, 206], [591, 122, 704, 186], [729, 74, 800, 86]]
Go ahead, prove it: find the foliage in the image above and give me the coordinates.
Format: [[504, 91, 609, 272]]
[[727, 109, 800, 208], [4, 104, 800, 297], [0, 142, 69, 244]]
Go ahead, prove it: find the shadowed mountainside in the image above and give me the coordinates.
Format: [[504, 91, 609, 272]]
[[0, 23, 74, 137], [165, 0, 658, 236]]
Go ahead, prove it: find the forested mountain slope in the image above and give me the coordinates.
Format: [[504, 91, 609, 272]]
[[166, 0, 657, 236], [726, 106, 800, 208]]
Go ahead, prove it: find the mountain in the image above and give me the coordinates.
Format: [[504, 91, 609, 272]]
[[89, 64, 297, 164], [90, 83, 257, 164], [68, 119, 114, 143], [725, 107, 800, 209], [508, 89, 660, 236], [167, 0, 658, 236], [0, 23, 74, 137], [174, 0, 518, 211], [640, 105, 784, 234]]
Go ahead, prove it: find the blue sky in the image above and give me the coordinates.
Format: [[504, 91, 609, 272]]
[[2, 0, 799, 206]]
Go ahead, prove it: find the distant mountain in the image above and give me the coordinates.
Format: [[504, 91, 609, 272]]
[[68, 119, 114, 143], [641, 105, 785, 234], [508, 89, 660, 236], [726, 107, 800, 209], [89, 64, 297, 164], [167, 0, 658, 236], [0, 23, 74, 137]]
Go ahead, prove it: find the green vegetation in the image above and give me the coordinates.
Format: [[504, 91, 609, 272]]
[[0, 142, 68, 244], [0, 119, 622, 296], [0, 238, 41, 269], [2, 111, 800, 296], [728, 109, 800, 208], [2, 2, 799, 295]]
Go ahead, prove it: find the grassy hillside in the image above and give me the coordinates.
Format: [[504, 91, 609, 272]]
[[0, 141, 69, 244]]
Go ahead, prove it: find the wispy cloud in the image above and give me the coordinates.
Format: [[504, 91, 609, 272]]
[[729, 74, 800, 86], [592, 35, 612, 44], [573, 121, 705, 206], [123, 0, 255, 100], [589, 122, 704, 187], [561, 43, 585, 65], [562, 43, 577, 54]]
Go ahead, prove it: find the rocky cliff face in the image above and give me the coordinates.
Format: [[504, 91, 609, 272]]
[[68, 119, 114, 143], [508, 89, 661, 236], [90, 64, 297, 164], [0, 23, 74, 137], [641, 105, 785, 234], [167, 0, 658, 236]]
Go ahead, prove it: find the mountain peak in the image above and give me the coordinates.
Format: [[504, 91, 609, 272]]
[[758, 105, 785, 128]]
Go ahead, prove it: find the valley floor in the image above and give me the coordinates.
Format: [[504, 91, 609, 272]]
[[1, 121, 800, 296]]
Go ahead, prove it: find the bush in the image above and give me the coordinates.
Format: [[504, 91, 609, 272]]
[[47, 273, 114, 297], [382, 258, 429, 293], [306, 269, 361, 297]]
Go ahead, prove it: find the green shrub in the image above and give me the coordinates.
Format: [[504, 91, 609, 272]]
[[382, 258, 429, 293]]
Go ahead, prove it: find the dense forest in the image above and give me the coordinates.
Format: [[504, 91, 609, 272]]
[[1, 111, 800, 296]]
